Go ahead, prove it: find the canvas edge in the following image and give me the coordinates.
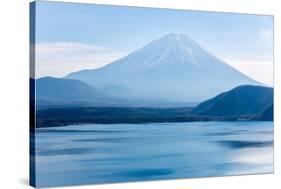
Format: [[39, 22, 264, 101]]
[[29, 1, 36, 188]]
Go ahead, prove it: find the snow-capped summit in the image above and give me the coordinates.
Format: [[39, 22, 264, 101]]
[[66, 33, 261, 102], [107, 33, 214, 69]]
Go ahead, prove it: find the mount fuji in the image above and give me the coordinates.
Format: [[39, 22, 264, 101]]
[[66, 33, 261, 102]]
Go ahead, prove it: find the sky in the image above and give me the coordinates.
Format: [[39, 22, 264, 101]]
[[34, 1, 274, 86]]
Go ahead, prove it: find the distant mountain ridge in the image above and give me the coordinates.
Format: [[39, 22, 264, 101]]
[[191, 85, 273, 117], [66, 33, 261, 102], [101, 85, 134, 99], [36, 77, 110, 107], [36, 77, 197, 108], [35, 84, 273, 127]]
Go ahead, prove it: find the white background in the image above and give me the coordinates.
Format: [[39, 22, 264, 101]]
[[0, 0, 280, 188]]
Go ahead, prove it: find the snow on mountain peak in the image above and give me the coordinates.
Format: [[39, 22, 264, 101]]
[[110, 33, 217, 69], [160, 33, 194, 43]]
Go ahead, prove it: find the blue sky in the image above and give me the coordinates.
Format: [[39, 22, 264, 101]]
[[35, 1, 273, 86]]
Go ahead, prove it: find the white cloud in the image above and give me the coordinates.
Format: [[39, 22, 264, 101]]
[[37, 42, 109, 53], [259, 29, 273, 40], [35, 42, 128, 78], [225, 59, 273, 86]]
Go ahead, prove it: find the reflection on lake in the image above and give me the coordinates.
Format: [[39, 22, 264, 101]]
[[33, 121, 273, 187]]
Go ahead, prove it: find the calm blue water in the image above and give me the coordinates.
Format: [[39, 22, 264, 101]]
[[33, 121, 273, 187]]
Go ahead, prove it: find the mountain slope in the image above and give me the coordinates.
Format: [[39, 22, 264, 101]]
[[66, 33, 260, 102], [257, 104, 273, 121], [36, 77, 109, 106], [191, 85, 273, 116]]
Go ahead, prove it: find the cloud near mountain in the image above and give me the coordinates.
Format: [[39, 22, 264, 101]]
[[36, 42, 126, 78]]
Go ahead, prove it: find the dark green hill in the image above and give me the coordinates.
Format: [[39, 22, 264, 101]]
[[257, 104, 273, 121], [191, 85, 273, 117]]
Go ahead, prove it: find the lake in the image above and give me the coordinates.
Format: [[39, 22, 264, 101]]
[[32, 121, 273, 187]]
